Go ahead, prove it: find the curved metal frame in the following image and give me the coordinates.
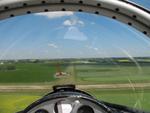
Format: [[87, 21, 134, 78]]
[[0, 0, 150, 37]]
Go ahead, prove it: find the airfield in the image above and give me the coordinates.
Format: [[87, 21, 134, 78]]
[[0, 58, 150, 113]]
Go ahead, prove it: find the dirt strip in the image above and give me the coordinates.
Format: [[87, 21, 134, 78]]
[[0, 83, 150, 92], [77, 83, 150, 89]]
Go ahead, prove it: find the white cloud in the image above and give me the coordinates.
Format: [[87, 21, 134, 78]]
[[35, 11, 74, 19], [93, 47, 98, 51], [63, 19, 84, 26], [78, 20, 84, 25], [48, 43, 58, 48], [63, 20, 73, 26], [64, 27, 87, 41], [91, 22, 96, 25], [86, 45, 99, 51]]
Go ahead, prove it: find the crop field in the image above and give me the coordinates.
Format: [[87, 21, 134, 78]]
[[0, 59, 150, 113], [75, 64, 150, 84], [0, 62, 67, 83], [0, 62, 150, 84]]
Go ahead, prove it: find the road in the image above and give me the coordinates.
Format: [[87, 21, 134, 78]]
[[0, 83, 150, 92]]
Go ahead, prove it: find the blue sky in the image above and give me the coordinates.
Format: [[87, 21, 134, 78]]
[[0, 0, 150, 60]]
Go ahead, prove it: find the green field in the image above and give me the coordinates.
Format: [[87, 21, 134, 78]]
[[0, 92, 42, 113], [0, 61, 150, 112], [88, 89, 150, 111], [75, 64, 150, 84], [0, 63, 150, 84], [0, 63, 67, 83], [0, 89, 150, 113]]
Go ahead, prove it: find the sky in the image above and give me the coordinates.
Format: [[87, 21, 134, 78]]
[[0, 0, 150, 60]]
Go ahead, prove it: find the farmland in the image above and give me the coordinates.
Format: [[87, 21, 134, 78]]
[[0, 58, 150, 113], [0, 58, 150, 84], [75, 64, 150, 84], [0, 62, 67, 83]]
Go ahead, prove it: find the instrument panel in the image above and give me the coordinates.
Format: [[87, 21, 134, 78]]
[[28, 97, 107, 113]]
